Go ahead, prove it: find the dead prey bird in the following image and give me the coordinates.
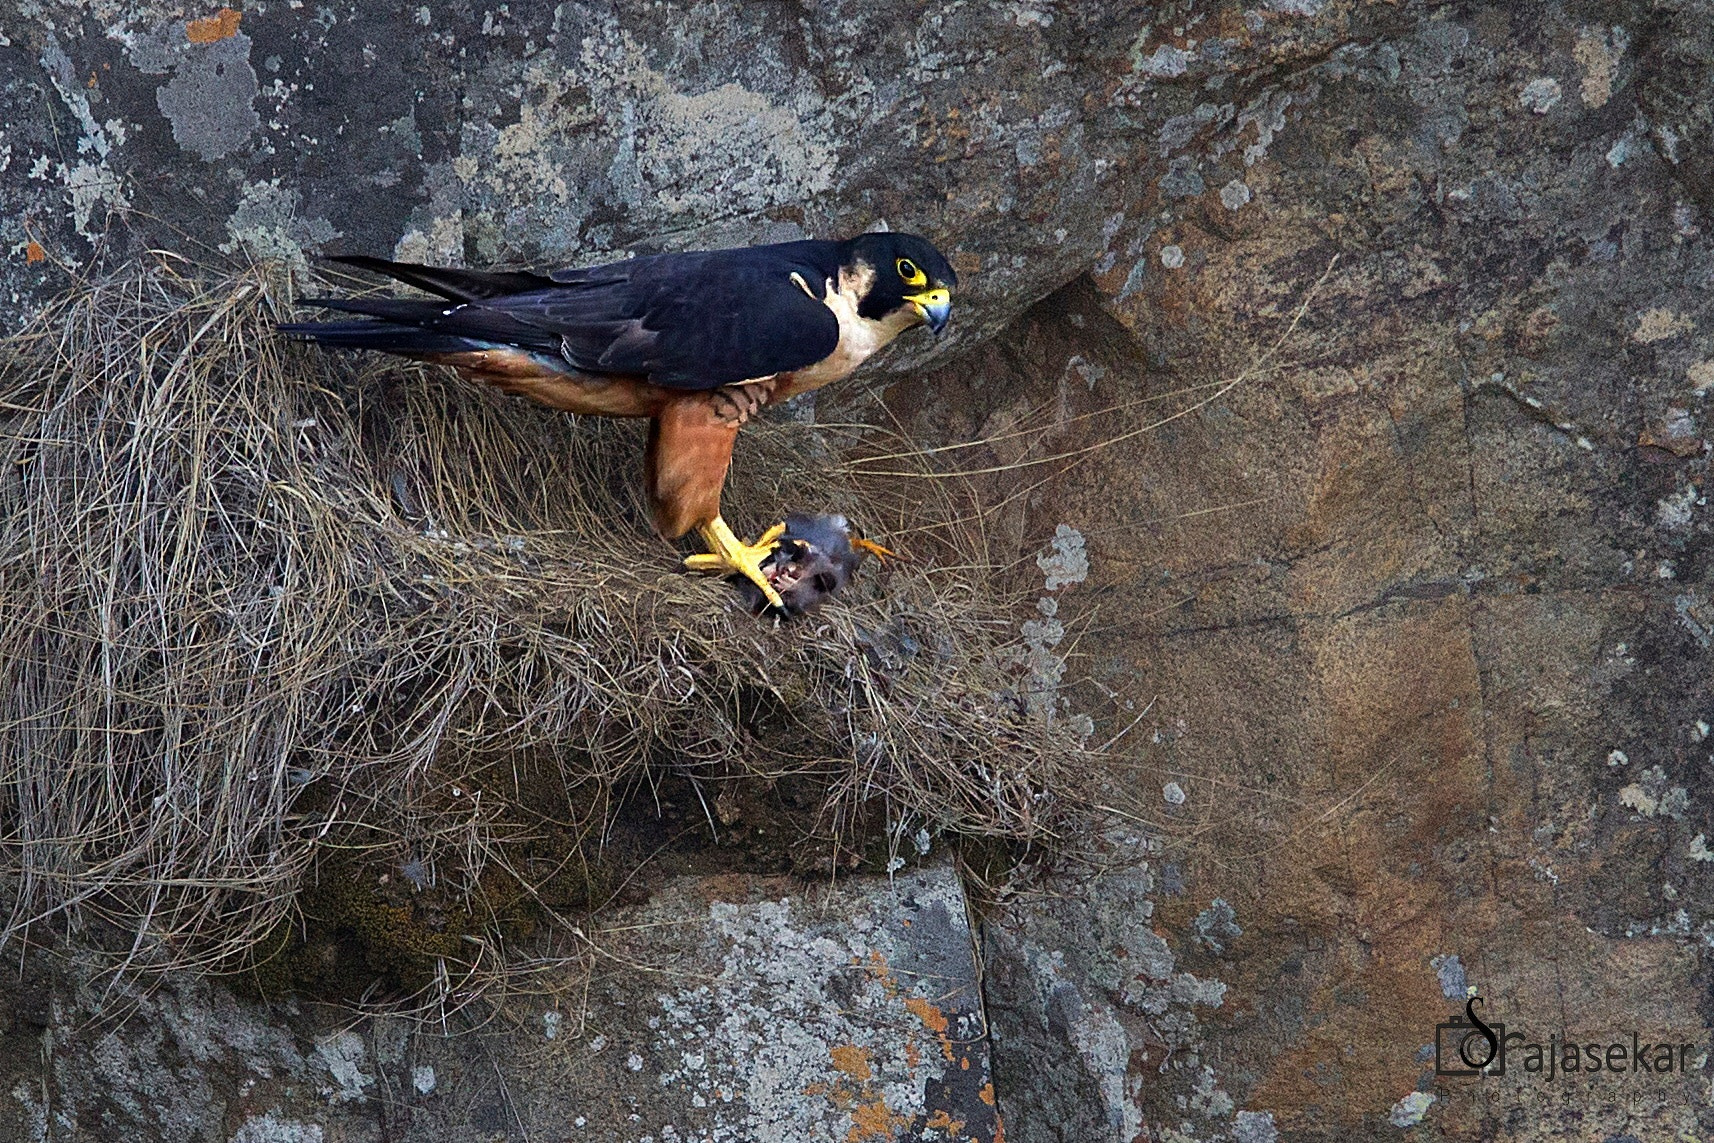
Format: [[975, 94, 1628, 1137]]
[[732, 513, 897, 617], [280, 234, 956, 610]]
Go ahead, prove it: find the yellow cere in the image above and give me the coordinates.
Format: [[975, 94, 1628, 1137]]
[[903, 287, 950, 308]]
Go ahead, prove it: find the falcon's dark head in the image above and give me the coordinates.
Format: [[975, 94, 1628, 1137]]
[[845, 233, 958, 334]]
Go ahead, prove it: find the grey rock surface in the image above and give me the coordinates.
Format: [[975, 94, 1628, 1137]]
[[2, 0, 1170, 354], [0, 865, 992, 1142]]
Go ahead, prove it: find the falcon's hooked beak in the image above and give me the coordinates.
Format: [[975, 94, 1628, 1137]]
[[905, 287, 952, 334]]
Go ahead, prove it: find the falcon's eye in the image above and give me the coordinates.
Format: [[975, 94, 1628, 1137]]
[[896, 258, 927, 287]]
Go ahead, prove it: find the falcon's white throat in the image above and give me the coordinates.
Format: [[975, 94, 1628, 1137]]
[[784, 260, 919, 394]]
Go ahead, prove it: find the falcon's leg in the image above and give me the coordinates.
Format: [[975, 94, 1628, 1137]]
[[645, 392, 786, 609]]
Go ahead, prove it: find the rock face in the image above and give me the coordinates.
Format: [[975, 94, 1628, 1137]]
[[2, 0, 1162, 353], [0, 865, 993, 1142], [5, 1, 1714, 1141], [861, 3, 1714, 1138]]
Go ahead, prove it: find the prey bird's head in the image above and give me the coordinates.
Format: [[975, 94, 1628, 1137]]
[[731, 513, 889, 617], [846, 233, 957, 335]]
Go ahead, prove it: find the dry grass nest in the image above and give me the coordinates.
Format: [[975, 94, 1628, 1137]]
[[0, 254, 1092, 1007]]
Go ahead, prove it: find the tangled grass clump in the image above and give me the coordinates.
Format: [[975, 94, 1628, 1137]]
[[0, 256, 1087, 1004]]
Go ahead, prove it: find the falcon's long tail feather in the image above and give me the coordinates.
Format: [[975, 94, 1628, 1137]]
[[277, 255, 566, 356], [325, 255, 555, 302], [276, 318, 493, 357]]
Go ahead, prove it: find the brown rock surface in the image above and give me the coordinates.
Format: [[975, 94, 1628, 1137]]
[[841, 4, 1714, 1138]]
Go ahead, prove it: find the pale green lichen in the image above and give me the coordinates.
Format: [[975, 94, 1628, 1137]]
[[650, 870, 968, 1142], [155, 33, 260, 161], [38, 32, 130, 238], [221, 180, 339, 275]]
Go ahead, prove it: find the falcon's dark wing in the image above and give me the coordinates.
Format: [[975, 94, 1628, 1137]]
[[283, 243, 845, 391]]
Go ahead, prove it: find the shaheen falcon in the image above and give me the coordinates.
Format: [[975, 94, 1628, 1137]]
[[280, 233, 957, 609]]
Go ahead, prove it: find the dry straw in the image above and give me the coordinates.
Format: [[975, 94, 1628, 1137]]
[[0, 255, 1086, 993]]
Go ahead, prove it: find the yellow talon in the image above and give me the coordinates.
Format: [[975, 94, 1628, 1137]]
[[686, 516, 786, 610], [850, 536, 901, 562]]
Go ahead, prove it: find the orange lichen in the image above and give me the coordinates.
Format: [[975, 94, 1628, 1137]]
[[827, 1089, 858, 1110], [186, 8, 242, 43], [905, 1042, 921, 1071], [926, 1110, 965, 1132], [978, 1081, 996, 1107], [905, 996, 948, 1034], [24, 241, 46, 264], [862, 950, 901, 998], [960, 1056, 970, 1070], [847, 1097, 903, 1142], [905, 996, 956, 1060], [830, 1044, 874, 1083]]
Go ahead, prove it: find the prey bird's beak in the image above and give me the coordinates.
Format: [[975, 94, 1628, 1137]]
[[905, 287, 952, 334]]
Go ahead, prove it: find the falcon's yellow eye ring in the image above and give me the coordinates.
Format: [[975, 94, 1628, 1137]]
[[896, 258, 927, 287]]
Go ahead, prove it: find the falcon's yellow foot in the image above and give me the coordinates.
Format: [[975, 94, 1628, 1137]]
[[851, 536, 901, 562], [684, 517, 787, 610]]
